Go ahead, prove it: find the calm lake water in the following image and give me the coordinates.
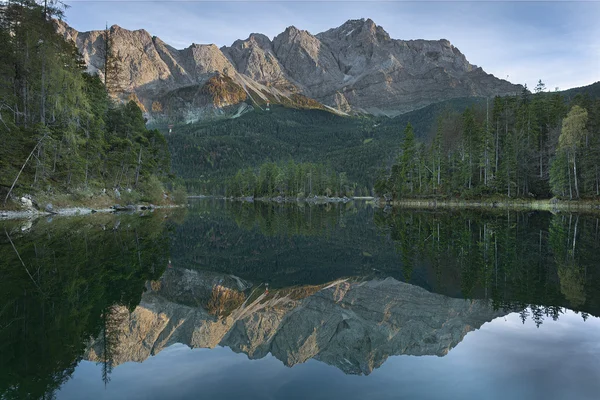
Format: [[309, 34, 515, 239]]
[[2, 199, 600, 400]]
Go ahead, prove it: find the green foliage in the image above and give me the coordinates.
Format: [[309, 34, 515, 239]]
[[139, 175, 165, 203], [225, 160, 356, 198], [0, 213, 171, 399], [172, 185, 189, 204], [551, 106, 589, 199], [0, 2, 173, 206], [161, 97, 487, 195], [378, 84, 600, 200]]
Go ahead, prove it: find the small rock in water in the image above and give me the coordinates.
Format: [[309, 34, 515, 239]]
[[45, 203, 53, 212], [20, 197, 33, 208]]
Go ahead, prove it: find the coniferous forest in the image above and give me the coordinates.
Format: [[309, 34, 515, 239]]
[[0, 1, 176, 208], [377, 83, 600, 200], [164, 84, 599, 201], [225, 160, 363, 198]]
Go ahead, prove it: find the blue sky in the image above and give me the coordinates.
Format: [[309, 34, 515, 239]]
[[63, 1, 599, 90]]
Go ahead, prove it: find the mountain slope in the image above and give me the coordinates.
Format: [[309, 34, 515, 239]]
[[57, 18, 521, 121], [165, 97, 486, 192]]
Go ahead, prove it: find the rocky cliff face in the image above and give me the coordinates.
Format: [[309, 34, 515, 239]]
[[86, 268, 504, 375], [57, 18, 521, 120]]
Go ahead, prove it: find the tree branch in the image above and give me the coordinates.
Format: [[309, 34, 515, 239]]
[[5, 228, 46, 296], [3, 131, 49, 206]]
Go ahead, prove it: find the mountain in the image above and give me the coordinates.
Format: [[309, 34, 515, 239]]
[[86, 268, 504, 375], [559, 81, 600, 102], [56, 18, 521, 121]]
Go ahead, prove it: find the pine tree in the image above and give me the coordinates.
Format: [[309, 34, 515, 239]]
[[100, 24, 125, 97], [397, 122, 416, 196], [554, 105, 588, 198]]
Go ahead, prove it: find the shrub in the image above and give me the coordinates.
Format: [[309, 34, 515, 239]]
[[139, 176, 165, 204]]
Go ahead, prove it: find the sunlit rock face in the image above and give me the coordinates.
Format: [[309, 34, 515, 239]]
[[56, 18, 521, 120], [86, 268, 504, 375]]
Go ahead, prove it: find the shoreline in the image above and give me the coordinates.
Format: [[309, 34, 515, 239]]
[[385, 198, 600, 212], [190, 195, 600, 213], [198, 195, 375, 205], [0, 204, 184, 221]]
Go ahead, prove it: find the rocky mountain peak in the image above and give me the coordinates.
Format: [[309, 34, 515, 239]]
[[318, 18, 390, 43], [247, 33, 272, 47], [58, 19, 523, 120], [227, 33, 272, 51]]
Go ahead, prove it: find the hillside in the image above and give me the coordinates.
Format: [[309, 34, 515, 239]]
[[163, 97, 486, 193]]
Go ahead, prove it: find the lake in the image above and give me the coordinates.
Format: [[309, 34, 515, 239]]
[[1, 199, 600, 400]]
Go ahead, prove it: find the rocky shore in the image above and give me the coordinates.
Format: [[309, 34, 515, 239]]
[[0, 202, 183, 221]]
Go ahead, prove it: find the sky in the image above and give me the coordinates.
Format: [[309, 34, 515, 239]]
[[62, 0, 600, 91]]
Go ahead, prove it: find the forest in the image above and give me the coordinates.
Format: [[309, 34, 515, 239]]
[[0, 212, 173, 399], [163, 97, 485, 195], [225, 160, 365, 198], [377, 82, 600, 200], [0, 1, 178, 208], [166, 82, 599, 200]]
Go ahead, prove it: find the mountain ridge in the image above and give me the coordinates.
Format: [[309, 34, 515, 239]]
[[56, 18, 522, 121]]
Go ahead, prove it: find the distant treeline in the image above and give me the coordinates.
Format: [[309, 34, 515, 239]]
[[377, 82, 600, 199], [225, 160, 368, 198], [0, 1, 177, 206]]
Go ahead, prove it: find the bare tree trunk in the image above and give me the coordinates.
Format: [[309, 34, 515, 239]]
[[573, 150, 579, 198], [53, 142, 58, 172], [40, 46, 46, 125], [4, 132, 49, 206], [539, 135, 543, 178], [572, 214, 579, 257], [134, 145, 142, 187], [596, 165, 600, 196], [567, 154, 573, 200], [495, 120, 499, 176]]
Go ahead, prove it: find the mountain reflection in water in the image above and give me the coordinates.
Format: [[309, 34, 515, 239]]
[[1, 199, 600, 400], [85, 270, 502, 375]]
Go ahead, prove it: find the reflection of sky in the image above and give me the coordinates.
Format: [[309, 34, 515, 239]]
[[58, 310, 600, 400]]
